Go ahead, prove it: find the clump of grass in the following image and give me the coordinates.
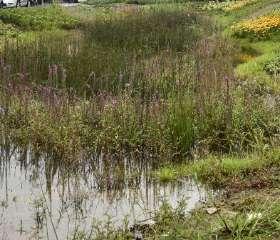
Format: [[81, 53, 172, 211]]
[[0, 84, 168, 161], [217, 202, 280, 239], [154, 166, 178, 182], [166, 95, 195, 156], [1, 37, 279, 161]]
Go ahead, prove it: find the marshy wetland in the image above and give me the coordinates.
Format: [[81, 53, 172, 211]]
[[0, 0, 280, 239]]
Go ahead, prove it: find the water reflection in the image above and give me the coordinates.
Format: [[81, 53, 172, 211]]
[[0, 145, 208, 240]]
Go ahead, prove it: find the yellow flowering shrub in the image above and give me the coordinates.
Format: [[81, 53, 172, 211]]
[[233, 13, 280, 38], [237, 53, 255, 63]]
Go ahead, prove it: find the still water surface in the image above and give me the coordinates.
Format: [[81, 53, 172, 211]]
[[0, 146, 209, 240]]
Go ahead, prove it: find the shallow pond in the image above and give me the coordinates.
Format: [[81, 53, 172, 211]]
[[0, 146, 209, 240]]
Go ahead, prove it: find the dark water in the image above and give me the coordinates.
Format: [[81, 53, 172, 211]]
[[0, 146, 209, 240]]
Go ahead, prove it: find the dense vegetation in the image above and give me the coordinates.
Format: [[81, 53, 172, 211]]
[[1, 4, 278, 162], [0, 0, 279, 239]]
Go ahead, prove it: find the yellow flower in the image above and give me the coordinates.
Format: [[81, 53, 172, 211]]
[[233, 13, 280, 37]]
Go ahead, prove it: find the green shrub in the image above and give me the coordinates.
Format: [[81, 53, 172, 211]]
[[0, 6, 80, 31], [264, 55, 280, 75]]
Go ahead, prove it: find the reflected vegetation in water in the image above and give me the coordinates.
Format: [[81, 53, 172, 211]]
[[0, 144, 209, 240]]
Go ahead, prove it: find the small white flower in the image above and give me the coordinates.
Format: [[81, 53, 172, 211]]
[[247, 212, 262, 221]]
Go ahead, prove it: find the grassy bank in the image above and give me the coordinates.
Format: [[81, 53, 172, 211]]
[[155, 148, 280, 186]]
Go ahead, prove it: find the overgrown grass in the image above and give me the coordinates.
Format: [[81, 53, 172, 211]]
[[1, 75, 278, 162], [0, 4, 278, 162], [1, 6, 205, 93]]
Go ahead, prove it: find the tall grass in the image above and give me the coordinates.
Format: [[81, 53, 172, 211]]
[[0, 5, 278, 162]]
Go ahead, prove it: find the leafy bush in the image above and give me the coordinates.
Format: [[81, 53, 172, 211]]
[[0, 5, 80, 30], [264, 55, 280, 75], [0, 20, 20, 37]]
